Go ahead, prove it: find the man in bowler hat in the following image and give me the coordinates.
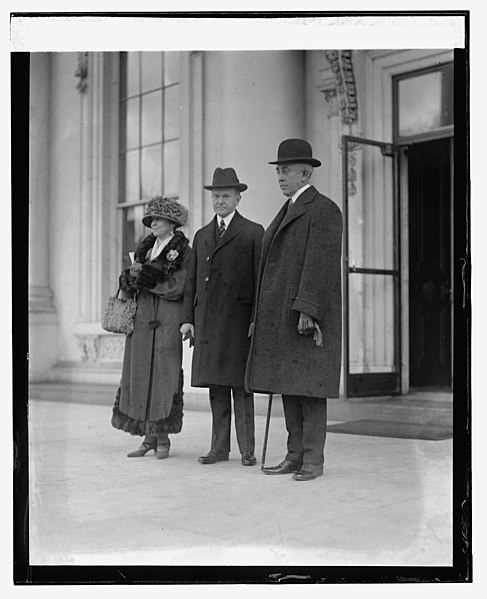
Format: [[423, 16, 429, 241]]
[[181, 168, 264, 466], [245, 139, 343, 481]]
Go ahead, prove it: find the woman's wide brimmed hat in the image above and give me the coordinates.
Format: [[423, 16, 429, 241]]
[[269, 138, 321, 168], [203, 167, 248, 192], [142, 195, 189, 227]]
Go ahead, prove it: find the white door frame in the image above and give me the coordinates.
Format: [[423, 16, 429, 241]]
[[363, 49, 454, 394]]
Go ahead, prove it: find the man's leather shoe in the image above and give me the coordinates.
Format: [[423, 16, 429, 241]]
[[241, 452, 257, 466], [292, 464, 324, 481], [197, 450, 229, 464], [262, 460, 301, 475]]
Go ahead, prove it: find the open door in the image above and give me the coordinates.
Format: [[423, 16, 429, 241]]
[[408, 138, 452, 388], [342, 135, 401, 397]]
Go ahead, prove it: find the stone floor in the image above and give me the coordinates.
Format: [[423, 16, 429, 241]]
[[28, 399, 453, 567]]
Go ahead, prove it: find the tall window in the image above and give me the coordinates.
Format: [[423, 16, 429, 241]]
[[118, 51, 181, 267], [394, 62, 453, 142]]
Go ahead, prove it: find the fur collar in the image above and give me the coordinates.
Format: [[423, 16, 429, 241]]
[[134, 230, 189, 283], [134, 231, 187, 262]]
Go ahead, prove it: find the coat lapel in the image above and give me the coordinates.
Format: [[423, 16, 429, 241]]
[[202, 218, 218, 254], [260, 202, 288, 267], [213, 211, 243, 254], [261, 187, 318, 267], [275, 186, 317, 236]]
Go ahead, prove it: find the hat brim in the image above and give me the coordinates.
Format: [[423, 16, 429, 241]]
[[142, 215, 181, 227], [203, 183, 248, 192], [268, 157, 321, 167]]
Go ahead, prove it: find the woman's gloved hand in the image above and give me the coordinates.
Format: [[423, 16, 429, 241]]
[[119, 268, 137, 295], [135, 263, 159, 289]]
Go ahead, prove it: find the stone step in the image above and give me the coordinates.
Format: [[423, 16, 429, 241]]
[[29, 382, 453, 427]]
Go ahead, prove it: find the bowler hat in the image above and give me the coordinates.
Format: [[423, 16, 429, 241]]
[[269, 138, 321, 168], [203, 167, 248, 192], [142, 195, 189, 227]]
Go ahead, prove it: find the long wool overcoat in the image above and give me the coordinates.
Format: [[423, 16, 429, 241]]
[[182, 211, 264, 388], [112, 236, 191, 436], [245, 186, 343, 399]]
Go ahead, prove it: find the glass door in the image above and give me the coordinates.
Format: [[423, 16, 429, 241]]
[[342, 135, 401, 397]]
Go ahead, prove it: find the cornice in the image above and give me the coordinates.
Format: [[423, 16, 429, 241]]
[[324, 50, 358, 126]]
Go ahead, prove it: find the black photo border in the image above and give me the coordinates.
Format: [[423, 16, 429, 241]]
[[12, 9, 471, 585]]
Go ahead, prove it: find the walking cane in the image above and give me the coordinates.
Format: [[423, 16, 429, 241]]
[[261, 393, 273, 471]]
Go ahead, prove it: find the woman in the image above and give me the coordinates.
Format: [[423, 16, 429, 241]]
[[111, 195, 191, 459]]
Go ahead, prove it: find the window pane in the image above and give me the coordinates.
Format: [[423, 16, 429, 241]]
[[125, 97, 140, 150], [126, 52, 140, 97], [122, 205, 147, 269], [164, 85, 180, 140], [164, 52, 180, 86], [119, 51, 183, 270], [346, 140, 394, 270], [163, 140, 179, 196], [141, 90, 162, 146], [141, 144, 162, 199], [349, 274, 396, 374], [398, 67, 453, 137], [124, 150, 140, 203], [141, 52, 162, 92]]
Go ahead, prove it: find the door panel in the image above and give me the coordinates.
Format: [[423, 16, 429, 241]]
[[342, 136, 400, 397], [408, 138, 452, 387]]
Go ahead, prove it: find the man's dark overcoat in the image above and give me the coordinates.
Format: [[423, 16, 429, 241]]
[[245, 186, 343, 399], [182, 211, 264, 387]]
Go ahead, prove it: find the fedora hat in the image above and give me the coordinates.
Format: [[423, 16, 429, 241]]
[[269, 138, 321, 168], [203, 167, 248, 192]]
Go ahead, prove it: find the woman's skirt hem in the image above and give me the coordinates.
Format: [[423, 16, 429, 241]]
[[111, 377, 184, 436]]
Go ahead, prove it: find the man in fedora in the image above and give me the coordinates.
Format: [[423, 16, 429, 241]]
[[181, 167, 264, 466], [245, 139, 343, 481]]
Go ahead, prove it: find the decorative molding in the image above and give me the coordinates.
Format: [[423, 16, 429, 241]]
[[323, 47, 360, 196], [76, 333, 124, 364], [347, 148, 358, 197], [78, 334, 100, 363], [322, 87, 339, 117], [75, 52, 89, 94], [99, 335, 125, 362], [324, 50, 358, 125], [339, 138, 362, 197]]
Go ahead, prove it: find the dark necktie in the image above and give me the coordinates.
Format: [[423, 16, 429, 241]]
[[218, 218, 226, 240]]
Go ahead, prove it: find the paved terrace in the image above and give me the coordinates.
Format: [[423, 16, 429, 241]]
[[28, 398, 452, 567]]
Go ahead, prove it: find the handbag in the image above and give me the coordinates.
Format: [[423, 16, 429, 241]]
[[101, 289, 137, 335]]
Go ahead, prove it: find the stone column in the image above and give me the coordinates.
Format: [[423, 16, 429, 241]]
[[73, 52, 127, 370], [29, 53, 58, 381]]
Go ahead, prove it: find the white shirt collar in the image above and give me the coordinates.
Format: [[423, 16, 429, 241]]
[[290, 183, 310, 204], [217, 211, 236, 228], [150, 232, 174, 260]]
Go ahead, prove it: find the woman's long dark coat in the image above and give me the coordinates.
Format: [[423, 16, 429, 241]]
[[182, 211, 264, 387], [245, 186, 343, 399], [112, 242, 191, 435]]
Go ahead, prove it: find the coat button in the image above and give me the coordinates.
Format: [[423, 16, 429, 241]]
[[205, 276, 209, 282], [206, 256, 210, 261]]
